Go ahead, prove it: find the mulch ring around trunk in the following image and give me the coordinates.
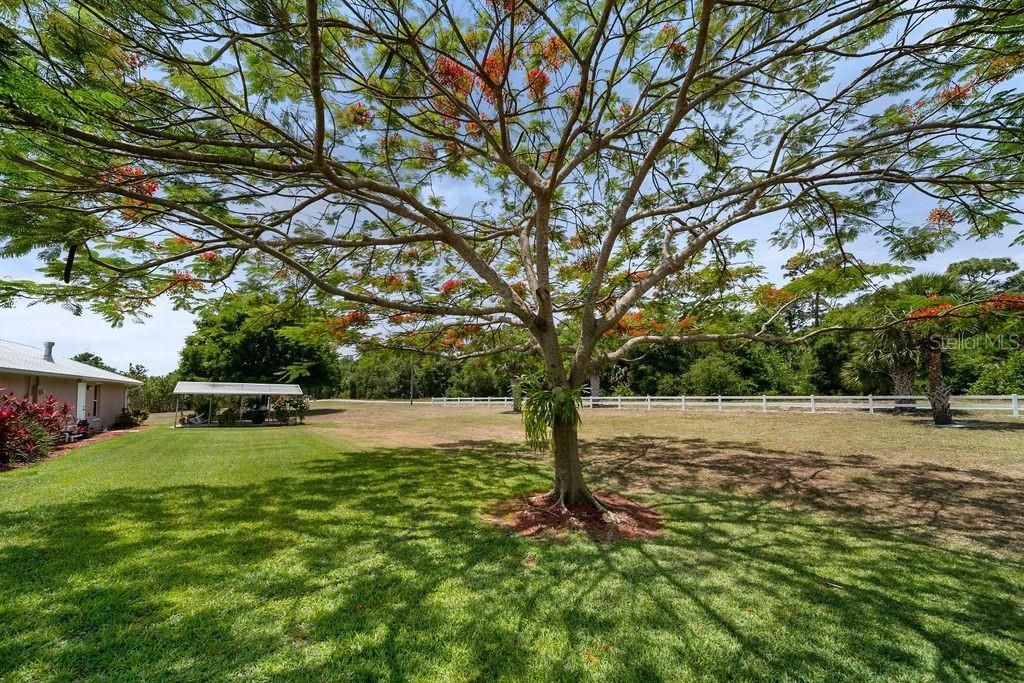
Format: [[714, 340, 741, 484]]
[[487, 491, 664, 543]]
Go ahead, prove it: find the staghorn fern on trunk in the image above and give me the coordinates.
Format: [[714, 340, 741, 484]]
[[520, 375, 582, 451]]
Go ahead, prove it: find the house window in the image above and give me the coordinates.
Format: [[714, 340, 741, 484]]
[[92, 385, 101, 417]]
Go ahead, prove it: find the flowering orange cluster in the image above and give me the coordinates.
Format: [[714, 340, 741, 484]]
[[486, 0, 516, 13], [434, 98, 463, 132], [103, 166, 158, 195], [627, 270, 651, 282], [939, 84, 976, 103], [198, 251, 220, 262], [435, 56, 474, 96], [169, 271, 204, 291], [416, 142, 438, 161], [389, 312, 422, 323], [440, 278, 461, 295], [603, 311, 668, 337], [568, 233, 588, 249], [571, 255, 596, 272], [330, 310, 371, 331], [526, 68, 550, 101], [907, 302, 953, 320], [478, 49, 508, 105], [382, 274, 404, 290], [667, 42, 688, 60], [984, 55, 1024, 84], [986, 293, 1024, 311], [347, 102, 373, 127], [172, 235, 195, 247], [540, 37, 569, 69], [753, 286, 795, 306], [927, 206, 955, 228], [124, 53, 145, 69], [466, 119, 494, 139], [441, 324, 482, 350]]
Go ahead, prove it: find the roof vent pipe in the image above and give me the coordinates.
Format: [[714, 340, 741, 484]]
[[43, 341, 55, 362]]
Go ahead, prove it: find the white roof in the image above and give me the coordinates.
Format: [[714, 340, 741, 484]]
[[173, 381, 304, 396], [0, 339, 143, 385]]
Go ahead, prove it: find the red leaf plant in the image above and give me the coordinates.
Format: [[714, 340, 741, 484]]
[[0, 392, 72, 465]]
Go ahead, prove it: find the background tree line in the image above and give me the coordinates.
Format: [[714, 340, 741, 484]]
[[81, 258, 1024, 412]]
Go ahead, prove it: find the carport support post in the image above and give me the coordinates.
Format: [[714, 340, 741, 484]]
[[1013, 394, 1020, 418], [208, 396, 213, 424], [174, 397, 179, 428], [868, 394, 874, 414], [762, 395, 767, 413]]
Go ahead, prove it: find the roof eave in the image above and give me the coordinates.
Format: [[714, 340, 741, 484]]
[[0, 366, 144, 386]]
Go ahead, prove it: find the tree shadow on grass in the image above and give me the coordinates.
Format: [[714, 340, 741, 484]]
[[0, 442, 1022, 680], [578, 435, 1024, 555], [440, 435, 1024, 554]]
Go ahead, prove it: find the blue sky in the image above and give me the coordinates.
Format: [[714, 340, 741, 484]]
[[3, 209, 1023, 375]]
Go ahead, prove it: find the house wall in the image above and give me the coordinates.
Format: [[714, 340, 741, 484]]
[[0, 372, 129, 430], [96, 384, 128, 427], [0, 372, 78, 408]]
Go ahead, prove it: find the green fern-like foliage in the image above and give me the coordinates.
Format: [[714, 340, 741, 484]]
[[521, 375, 582, 451]]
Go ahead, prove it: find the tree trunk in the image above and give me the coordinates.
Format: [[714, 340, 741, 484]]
[[511, 377, 522, 413], [921, 341, 952, 425], [549, 414, 592, 507], [589, 371, 600, 400], [890, 362, 916, 412]]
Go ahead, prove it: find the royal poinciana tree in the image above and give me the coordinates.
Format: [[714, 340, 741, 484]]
[[2, 0, 1024, 508]]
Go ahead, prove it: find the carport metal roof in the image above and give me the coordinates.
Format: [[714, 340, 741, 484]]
[[173, 381, 303, 396]]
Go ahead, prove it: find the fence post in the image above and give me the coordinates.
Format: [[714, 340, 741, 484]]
[[646, 395, 651, 411], [762, 395, 767, 413], [810, 395, 816, 413], [717, 395, 722, 412], [1013, 394, 1020, 418], [681, 395, 686, 412], [617, 396, 622, 410], [868, 394, 874, 415]]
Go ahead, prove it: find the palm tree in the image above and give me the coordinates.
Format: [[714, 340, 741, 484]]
[[892, 273, 982, 426], [842, 329, 919, 411]]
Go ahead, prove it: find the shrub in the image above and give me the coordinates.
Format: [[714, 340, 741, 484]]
[[271, 395, 310, 424], [272, 396, 292, 423], [970, 350, 1024, 394], [0, 391, 72, 465], [679, 355, 753, 396], [111, 408, 150, 430], [288, 395, 310, 423], [217, 408, 240, 427]]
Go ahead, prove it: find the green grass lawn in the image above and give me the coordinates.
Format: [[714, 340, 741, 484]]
[[1, 424, 1022, 681]]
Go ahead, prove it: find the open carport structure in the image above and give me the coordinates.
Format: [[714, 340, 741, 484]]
[[172, 381, 304, 427]]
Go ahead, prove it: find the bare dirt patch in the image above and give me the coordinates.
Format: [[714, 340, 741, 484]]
[[488, 491, 664, 543]]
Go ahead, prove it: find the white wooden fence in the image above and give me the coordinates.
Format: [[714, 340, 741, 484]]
[[431, 394, 1022, 417]]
